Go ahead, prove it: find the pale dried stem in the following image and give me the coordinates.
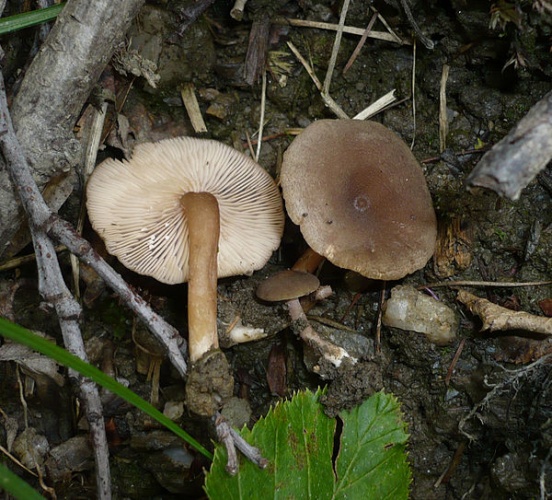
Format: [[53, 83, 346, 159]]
[[343, 12, 378, 74], [181, 83, 207, 133], [353, 89, 397, 120], [286, 41, 349, 119], [255, 71, 267, 162], [323, 0, 351, 95], [277, 17, 406, 44], [439, 64, 450, 153]]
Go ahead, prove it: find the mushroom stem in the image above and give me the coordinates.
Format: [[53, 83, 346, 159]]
[[291, 247, 326, 274], [286, 297, 354, 367], [181, 192, 220, 363]]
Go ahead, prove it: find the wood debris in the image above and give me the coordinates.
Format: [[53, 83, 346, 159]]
[[458, 290, 552, 335]]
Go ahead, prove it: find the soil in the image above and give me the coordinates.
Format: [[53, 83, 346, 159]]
[[1, 0, 552, 498]]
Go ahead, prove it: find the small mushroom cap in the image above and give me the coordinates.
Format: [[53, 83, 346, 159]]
[[86, 137, 284, 284], [256, 270, 320, 302], [280, 119, 437, 281]]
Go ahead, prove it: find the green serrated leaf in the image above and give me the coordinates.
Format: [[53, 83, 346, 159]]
[[333, 392, 411, 499], [205, 388, 335, 499], [205, 389, 411, 500]]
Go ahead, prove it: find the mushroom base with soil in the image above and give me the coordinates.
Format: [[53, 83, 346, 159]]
[[185, 349, 234, 417]]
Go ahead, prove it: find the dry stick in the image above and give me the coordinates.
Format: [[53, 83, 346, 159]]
[[399, 0, 434, 49], [277, 17, 406, 44], [422, 279, 552, 289], [343, 12, 378, 74], [255, 71, 267, 162], [323, 0, 351, 95], [0, 74, 111, 500], [410, 39, 417, 149], [353, 89, 397, 120], [466, 90, 552, 200], [71, 102, 108, 299], [230, 0, 248, 21], [439, 64, 450, 153], [286, 41, 349, 119], [458, 353, 552, 441], [0, 111, 189, 377], [215, 413, 267, 475]]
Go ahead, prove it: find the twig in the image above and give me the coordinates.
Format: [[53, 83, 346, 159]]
[[276, 17, 407, 44], [181, 83, 208, 133], [410, 39, 417, 149], [286, 41, 349, 119], [215, 413, 267, 475], [72, 102, 108, 299], [466, 90, 552, 200], [434, 441, 467, 487], [0, 246, 66, 272], [399, 0, 434, 49], [458, 290, 552, 335], [422, 280, 552, 288], [439, 64, 450, 153], [244, 14, 270, 86], [255, 71, 267, 162], [445, 338, 466, 386], [458, 354, 552, 441], [343, 12, 378, 75], [0, 73, 112, 499], [230, 0, 247, 21], [176, 0, 216, 37], [353, 89, 397, 120], [375, 283, 386, 355], [323, 0, 351, 95], [49, 220, 188, 378], [372, 8, 403, 44]]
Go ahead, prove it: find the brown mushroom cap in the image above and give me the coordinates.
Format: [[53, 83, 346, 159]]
[[87, 137, 284, 284], [280, 119, 437, 280], [256, 270, 320, 302]]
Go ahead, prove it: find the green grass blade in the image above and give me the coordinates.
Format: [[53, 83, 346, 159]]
[[0, 463, 45, 500], [0, 316, 212, 460], [0, 3, 65, 36]]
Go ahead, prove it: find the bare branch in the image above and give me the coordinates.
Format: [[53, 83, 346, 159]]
[[466, 91, 552, 200], [0, 71, 112, 500]]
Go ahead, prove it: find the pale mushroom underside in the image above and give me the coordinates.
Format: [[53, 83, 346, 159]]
[[87, 137, 284, 284]]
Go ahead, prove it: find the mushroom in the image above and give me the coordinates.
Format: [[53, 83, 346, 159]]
[[280, 119, 437, 281], [256, 269, 321, 303], [87, 136, 284, 415], [256, 270, 352, 371]]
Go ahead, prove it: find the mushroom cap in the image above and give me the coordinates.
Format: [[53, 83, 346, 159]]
[[86, 137, 284, 285], [256, 270, 320, 302], [280, 119, 437, 280]]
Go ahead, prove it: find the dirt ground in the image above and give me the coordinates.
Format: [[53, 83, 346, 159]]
[[1, 0, 552, 498]]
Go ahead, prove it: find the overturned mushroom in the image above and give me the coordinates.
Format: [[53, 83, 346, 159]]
[[280, 119, 437, 280], [87, 136, 284, 415]]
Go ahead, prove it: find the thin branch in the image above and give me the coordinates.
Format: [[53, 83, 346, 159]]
[[323, 0, 350, 95], [287, 41, 349, 119], [0, 72, 112, 500], [343, 12, 378, 75], [0, 84, 189, 379], [422, 280, 552, 289], [255, 71, 267, 162], [276, 17, 407, 44]]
